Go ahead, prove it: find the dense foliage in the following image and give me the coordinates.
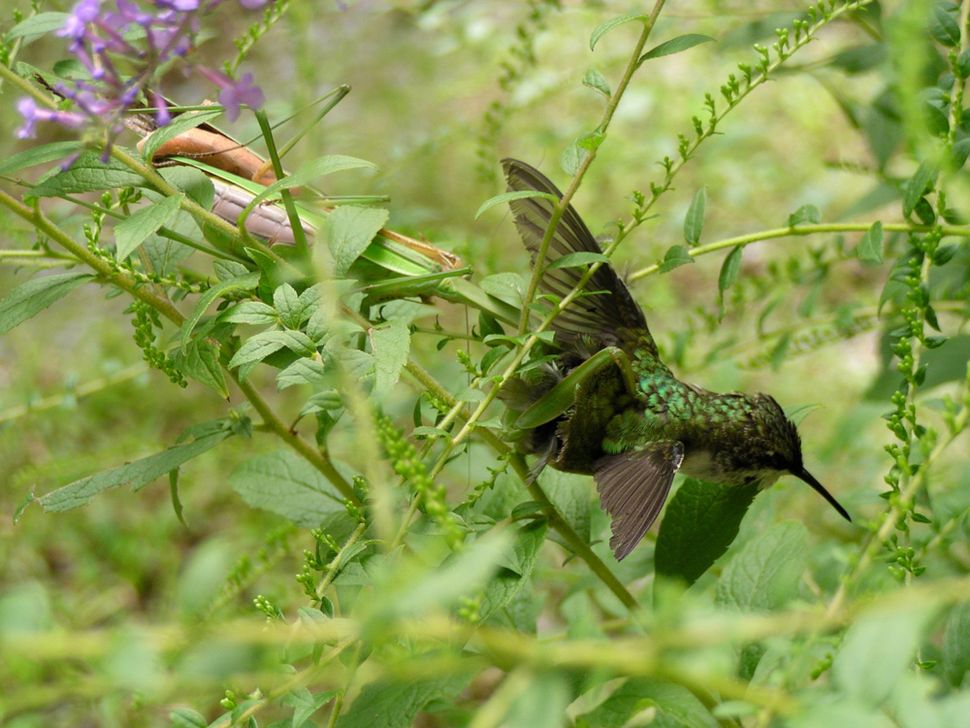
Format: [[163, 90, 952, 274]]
[[2, 1, 969, 726]]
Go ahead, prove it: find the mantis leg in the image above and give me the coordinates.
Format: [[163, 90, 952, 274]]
[[515, 346, 637, 430]]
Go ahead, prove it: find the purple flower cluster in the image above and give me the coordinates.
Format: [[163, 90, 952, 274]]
[[17, 0, 269, 142]]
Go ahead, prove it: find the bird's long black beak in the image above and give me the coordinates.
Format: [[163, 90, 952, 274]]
[[793, 468, 851, 522]]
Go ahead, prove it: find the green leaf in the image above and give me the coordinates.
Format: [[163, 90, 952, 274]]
[[479, 521, 548, 621], [169, 707, 208, 728], [902, 162, 936, 217], [718, 245, 744, 291], [5, 12, 69, 41], [715, 521, 807, 611], [856, 221, 884, 264], [504, 672, 571, 728], [583, 68, 611, 97], [179, 272, 260, 349], [141, 109, 225, 161], [371, 318, 410, 394], [114, 193, 184, 260], [0, 271, 91, 335], [272, 283, 300, 324], [931, 5, 961, 47], [247, 154, 376, 208], [541, 471, 591, 543], [576, 678, 718, 728], [589, 13, 648, 51], [0, 141, 83, 176], [659, 245, 695, 273], [173, 339, 229, 398], [230, 449, 349, 528], [560, 142, 589, 176], [943, 602, 970, 687], [335, 674, 472, 728], [30, 150, 145, 197], [387, 530, 514, 619], [833, 603, 934, 706], [280, 687, 337, 727], [787, 204, 821, 226], [229, 329, 317, 370], [329, 206, 390, 276], [683, 187, 707, 246], [38, 427, 232, 512], [639, 34, 715, 64], [476, 190, 558, 220], [276, 357, 328, 390], [655, 479, 759, 587], [546, 251, 609, 270], [157, 166, 214, 209], [217, 300, 279, 326]]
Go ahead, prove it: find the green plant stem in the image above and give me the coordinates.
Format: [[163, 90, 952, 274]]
[[403, 360, 638, 610], [0, 249, 74, 261], [516, 0, 666, 336], [826, 397, 969, 617], [628, 221, 970, 282], [254, 108, 311, 258], [0, 188, 355, 504], [0, 362, 148, 424]]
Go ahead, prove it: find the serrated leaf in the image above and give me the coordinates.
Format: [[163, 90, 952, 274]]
[[718, 245, 744, 291], [329, 206, 390, 276], [273, 282, 299, 322], [639, 33, 715, 64], [174, 339, 229, 398], [659, 244, 694, 273], [180, 272, 260, 349], [229, 449, 348, 528], [856, 221, 884, 264], [371, 318, 410, 394], [479, 521, 548, 621], [655, 479, 759, 587], [335, 674, 472, 728], [30, 150, 145, 197], [546, 251, 609, 270], [475, 190, 558, 219], [38, 427, 232, 512], [576, 678, 718, 728], [589, 13, 648, 51], [217, 300, 279, 326], [787, 204, 821, 226], [114, 193, 184, 260], [0, 141, 83, 176], [715, 521, 807, 611], [229, 329, 316, 369], [0, 271, 91, 335], [583, 68, 611, 97], [683, 187, 707, 246], [276, 357, 328, 390]]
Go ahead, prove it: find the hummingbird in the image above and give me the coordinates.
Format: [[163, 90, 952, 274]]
[[500, 158, 851, 561]]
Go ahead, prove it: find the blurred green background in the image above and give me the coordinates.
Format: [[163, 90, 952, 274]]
[[2, 1, 968, 724]]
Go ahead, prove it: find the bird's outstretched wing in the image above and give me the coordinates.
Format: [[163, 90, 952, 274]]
[[595, 441, 685, 561], [502, 158, 658, 360]]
